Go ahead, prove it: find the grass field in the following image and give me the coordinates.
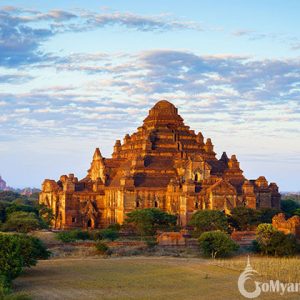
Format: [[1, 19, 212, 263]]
[[12, 257, 300, 300]]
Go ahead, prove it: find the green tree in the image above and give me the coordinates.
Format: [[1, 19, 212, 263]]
[[0, 191, 26, 203], [293, 208, 300, 216], [254, 223, 298, 256], [126, 208, 177, 236], [198, 230, 239, 258], [189, 210, 229, 236], [0, 201, 10, 223], [5, 203, 38, 216], [255, 223, 277, 252], [17, 235, 50, 267], [3, 211, 40, 233], [0, 233, 49, 295], [0, 235, 23, 292], [281, 200, 300, 217], [257, 208, 280, 224], [229, 207, 259, 230], [38, 204, 54, 227]]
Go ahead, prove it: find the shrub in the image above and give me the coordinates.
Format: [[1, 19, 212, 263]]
[[95, 241, 111, 255], [126, 208, 177, 236], [189, 210, 229, 236], [56, 231, 76, 243], [90, 230, 103, 241], [198, 230, 239, 259], [107, 223, 121, 231], [3, 211, 40, 233], [56, 230, 92, 242], [99, 228, 119, 241], [254, 223, 298, 256], [143, 237, 158, 248], [17, 235, 50, 267], [71, 229, 91, 240]]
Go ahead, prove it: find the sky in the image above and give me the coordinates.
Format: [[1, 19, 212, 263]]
[[0, 0, 299, 191]]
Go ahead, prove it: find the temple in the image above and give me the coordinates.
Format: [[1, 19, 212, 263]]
[[39, 100, 281, 229]]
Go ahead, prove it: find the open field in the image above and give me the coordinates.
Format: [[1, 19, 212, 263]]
[[213, 256, 300, 283], [13, 257, 300, 300]]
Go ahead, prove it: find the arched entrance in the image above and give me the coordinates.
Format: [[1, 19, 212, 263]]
[[87, 219, 92, 228]]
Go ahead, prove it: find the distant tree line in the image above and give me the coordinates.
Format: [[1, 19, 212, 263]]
[[0, 191, 53, 232]]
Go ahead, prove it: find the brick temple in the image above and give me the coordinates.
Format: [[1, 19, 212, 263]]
[[39, 100, 280, 229]]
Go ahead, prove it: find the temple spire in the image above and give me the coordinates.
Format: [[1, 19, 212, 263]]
[[93, 148, 102, 161]]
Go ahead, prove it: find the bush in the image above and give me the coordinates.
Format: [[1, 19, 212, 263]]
[[126, 208, 177, 236], [189, 210, 229, 236], [17, 235, 50, 267], [95, 241, 111, 255], [107, 223, 121, 231], [198, 230, 239, 258], [143, 237, 158, 248], [254, 223, 298, 256], [56, 230, 92, 242], [90, 230, 103, 241], [99, 228, 119, 241], [2, 211, 41, 233], [56, 231, 76, 243], [71, 229, 91, 240]]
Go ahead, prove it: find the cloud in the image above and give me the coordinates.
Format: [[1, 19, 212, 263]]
[[0, 6, 202, 68], [81, 11, 202, 32], [0, 9, 54, 66], [0, 73, 33, 83], [1, 50, 300, 144]]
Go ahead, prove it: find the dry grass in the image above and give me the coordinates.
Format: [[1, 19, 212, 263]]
[[212, 255, 300, 283], [13, 257, 300, 300]]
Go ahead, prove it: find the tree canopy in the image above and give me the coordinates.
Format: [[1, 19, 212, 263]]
[[198, 230, 239, 258], [189, 210, 229, 236], [228, 207, 259, 230], [253, 223, 298, 256], [125, 208, 177, 236]]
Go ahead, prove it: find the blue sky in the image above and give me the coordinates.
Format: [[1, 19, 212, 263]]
[[0, 1, 299, 191]]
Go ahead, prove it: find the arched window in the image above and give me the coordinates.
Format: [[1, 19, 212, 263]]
[[136, 201, 140, 208], [195, 202, 199, 209], [194, 171, 201, 182], [154, 200, 158, 208]]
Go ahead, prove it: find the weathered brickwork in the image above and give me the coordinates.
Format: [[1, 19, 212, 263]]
[[272, 213, 300, 239]]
